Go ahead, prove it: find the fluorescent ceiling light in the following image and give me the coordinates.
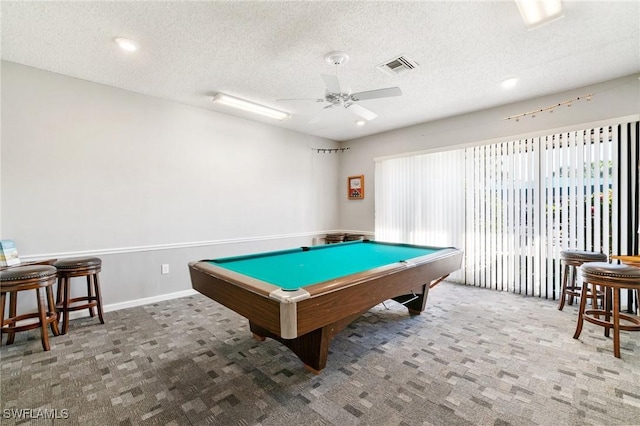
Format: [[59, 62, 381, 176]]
[[212, 93, 290, 120], [515, 0, 564, 30], [355, 120, 366, 126], [114, 37, 139, 52]]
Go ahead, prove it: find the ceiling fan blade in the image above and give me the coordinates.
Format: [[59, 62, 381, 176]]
[[321, 74, 341, 93], [346, 103, 378, 121], [308, 104, 336, 124], [350, 87, 402, 101]]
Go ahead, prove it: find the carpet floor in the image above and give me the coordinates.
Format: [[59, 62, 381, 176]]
[[1, 282, 639, 425]]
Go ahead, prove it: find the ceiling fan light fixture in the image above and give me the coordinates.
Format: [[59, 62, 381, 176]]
[[515, 0, 564, 30], [212, 93, 290, 120], [324, 51, 349, 66]]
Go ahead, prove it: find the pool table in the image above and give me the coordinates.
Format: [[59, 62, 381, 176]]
[[189, 240, 462, 373]]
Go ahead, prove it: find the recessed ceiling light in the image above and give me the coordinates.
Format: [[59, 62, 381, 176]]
[[114, 37, 139, 52], [501, 77, 519, 89], [356, 120, 366, 126]]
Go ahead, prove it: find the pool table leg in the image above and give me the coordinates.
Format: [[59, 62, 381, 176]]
[[392, 284, 429, 315], [249, 311, 364, 373], [249, 322, 331, 373]]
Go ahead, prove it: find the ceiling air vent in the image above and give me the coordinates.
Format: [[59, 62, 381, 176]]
[[376, 55, 419, 77]]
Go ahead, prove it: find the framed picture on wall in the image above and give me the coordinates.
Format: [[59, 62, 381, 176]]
[[348, 175, 364, 199]]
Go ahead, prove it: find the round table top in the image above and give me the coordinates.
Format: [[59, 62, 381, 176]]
[[611, 255, 640, 267]]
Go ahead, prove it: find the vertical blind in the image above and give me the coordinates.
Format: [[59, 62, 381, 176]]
[[375, 150, 466, 282], [375, 120, 639, 298]]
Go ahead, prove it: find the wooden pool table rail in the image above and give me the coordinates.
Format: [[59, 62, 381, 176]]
[[189, 246, 463, 373]]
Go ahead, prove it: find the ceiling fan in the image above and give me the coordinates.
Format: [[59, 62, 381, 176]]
[[277, 51, 402, 122]]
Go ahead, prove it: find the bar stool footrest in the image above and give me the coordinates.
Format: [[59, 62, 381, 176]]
[[56, 297, 98, 312], [583, 309, 640, 331], [2, 311, 57, 333]]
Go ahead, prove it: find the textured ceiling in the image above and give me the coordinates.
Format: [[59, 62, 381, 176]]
[[2, 1, 639, 142]]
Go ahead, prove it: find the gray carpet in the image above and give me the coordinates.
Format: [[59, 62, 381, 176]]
[[1, 282, 639, 425]]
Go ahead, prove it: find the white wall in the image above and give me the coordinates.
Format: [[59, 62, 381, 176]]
[[339, 74, 640, 233], [1, 61, 341, 309]]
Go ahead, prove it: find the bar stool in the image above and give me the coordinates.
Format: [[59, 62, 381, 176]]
[[558, 250, 607, 310], [54, 257, 104, 334], [573, 262, 640, 358], [0, 265, 60, 351]]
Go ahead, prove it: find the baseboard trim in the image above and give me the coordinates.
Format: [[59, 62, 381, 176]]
[[68, 289, 199, 320]]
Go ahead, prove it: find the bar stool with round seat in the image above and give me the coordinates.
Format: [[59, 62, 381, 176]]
[[0, 265, 60, 351], [573, 262, 640, 358], [54, 257, 104, 334], [558, 250, 607, 310]]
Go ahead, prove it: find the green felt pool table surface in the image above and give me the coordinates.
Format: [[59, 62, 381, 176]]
[[208, 240, 441, 290]]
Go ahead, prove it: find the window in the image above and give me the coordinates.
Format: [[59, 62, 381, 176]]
[[375, 121, 639, 298]]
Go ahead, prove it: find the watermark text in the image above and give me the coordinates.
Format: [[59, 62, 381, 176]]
[[2, 408, 69, 420]]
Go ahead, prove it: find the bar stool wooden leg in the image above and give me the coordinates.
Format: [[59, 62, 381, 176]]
[[568, 266, 577, 305], [573, 284, 589, 339], [55, 277, 63, 322], [587, 282, 594, 319], [93, 273, 105, 324], [0, 292, 5, 344], [7, 292, 17, 345], [56, 277, 63, 308], [613, 289, 621, 358], [46, 285, 60, 337], [60, 276, 71, 335], [55, 277, 63, 333], [86, 275, 95, 318], [590, 282, 601, 319], [36, 287, 50, 351], [559, 264, 568, 310], [604, 286, 612, 338]]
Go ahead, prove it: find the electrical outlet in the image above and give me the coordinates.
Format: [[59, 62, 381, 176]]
[[161, 264, 170, 274]]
